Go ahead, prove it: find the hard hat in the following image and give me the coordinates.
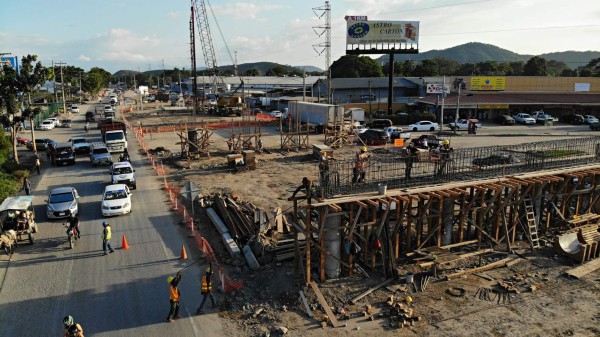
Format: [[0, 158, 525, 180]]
[[167, 276, 174, 284], [443, 139, 450, 145], [406, 296, 413, 303], [102, 221, 109, 226], [361, 146, 367, 152], [205, 267, 211, 273], [63, 315, 74, 326]]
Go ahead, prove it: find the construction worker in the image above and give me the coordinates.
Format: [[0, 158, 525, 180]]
[[318, 155, 331, 188], [405, 142, 419, 179], [166, 273, 182, 322], [101, 221, 115, 255], [352, 146, 371, 183], [196, 263, 217, 314], [63, 315, 84, 337], [289, 177, 314, 200], [435, 139, 453, 177]]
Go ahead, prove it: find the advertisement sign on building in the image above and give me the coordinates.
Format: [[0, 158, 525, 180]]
[[346, 20, 419, 45], [1, 56, 19, 73], [345, 16, 368, 21], [426, 83, 450, 94], [470, 77, 506, 91]]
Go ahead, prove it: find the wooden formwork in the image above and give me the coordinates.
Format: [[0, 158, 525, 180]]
[[279, 117, 310, 151], [291, 165, 600, 284]]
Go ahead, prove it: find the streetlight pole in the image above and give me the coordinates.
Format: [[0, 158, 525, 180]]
[[56, 61, 67, 114], [454, 78, 464, 134]]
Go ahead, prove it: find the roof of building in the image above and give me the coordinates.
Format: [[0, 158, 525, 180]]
[[416, 92, 600, 106]]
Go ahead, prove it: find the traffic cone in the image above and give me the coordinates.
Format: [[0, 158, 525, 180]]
[[122, 234, 130, 250], [180, 244, 188, 260]]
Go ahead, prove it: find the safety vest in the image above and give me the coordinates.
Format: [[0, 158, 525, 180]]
[[103, 226, 112, 240], [170, 285, 180, 301], [201, 275, 212, 294]]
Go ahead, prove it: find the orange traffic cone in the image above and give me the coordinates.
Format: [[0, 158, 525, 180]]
[[180, 244, 188, 260], [122, 234, 130, 250]]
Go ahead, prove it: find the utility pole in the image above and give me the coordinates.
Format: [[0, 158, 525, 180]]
[[302, 68, 306, 102], [78, 71, 82, 103], [368, 80, 372, 122], [52, 61, 58, 102], [56, 61, 67, 114], [162, 59, 165, 90], [454, 78, 465, 134], [312, 1, 331, 103]]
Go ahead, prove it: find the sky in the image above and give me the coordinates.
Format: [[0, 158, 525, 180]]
[[1, 0, 599, 74]]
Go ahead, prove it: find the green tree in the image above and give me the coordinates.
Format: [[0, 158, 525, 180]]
[[0, 66, 21, 163], [265, 65, 289, 77], [523, 56, 548, 76], [476, 61, 499, 76], [400, 60, 415, 76], [413, 60, 438, 77], [243, 68, 260, 76], [506, 62, 524, 76], [579, 68, 594, 77], [19, 55, 51, 157], [454, 63, 479, 76], [330, 55, 383, 78], [431, 57, 460, 76], [547, 60, 569, 77]]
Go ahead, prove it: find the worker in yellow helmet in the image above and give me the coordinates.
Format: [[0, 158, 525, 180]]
[[435, 139, 453, 178], [352, 146, 371, 183], [166, 273, 182, 322], [196, 263, 217, 315]]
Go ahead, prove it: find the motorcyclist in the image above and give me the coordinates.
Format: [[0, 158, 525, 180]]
[[66, 213, 81, 239], [84, 122, 90, 132], [119, 148, 130, 162], [63, 315, 84, 337]]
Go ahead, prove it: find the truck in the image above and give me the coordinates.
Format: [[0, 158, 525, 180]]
[[288, 101, 345, 126], [99, 119, 127, 153], [344, 108, 365, 123], [217, 96, 244, 116]]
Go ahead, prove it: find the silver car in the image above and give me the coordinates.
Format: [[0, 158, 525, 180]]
[[46, 187, 79, 219]]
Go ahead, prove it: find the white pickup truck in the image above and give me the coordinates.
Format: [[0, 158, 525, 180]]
[[512, 113, 536, 125], [448, 119, 482, 130]]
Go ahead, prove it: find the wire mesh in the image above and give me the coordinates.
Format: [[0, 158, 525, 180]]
[[319, 136, 600, 197]]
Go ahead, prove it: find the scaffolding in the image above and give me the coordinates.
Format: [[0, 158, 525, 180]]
[[279, 117, 311, 151], [226, 116, 263, 153]]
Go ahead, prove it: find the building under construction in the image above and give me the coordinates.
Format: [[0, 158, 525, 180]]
[[290, 137, 600, 283]]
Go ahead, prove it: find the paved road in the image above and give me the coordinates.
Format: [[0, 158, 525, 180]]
[[0, 103, 223, 336]]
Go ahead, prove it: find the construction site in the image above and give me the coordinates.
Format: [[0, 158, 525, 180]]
[[120, 102, 600, 337]]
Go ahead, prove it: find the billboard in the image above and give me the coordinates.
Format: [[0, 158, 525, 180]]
[[470, 77, 506, 91], [426, 83, 450, 94], [346, 20, 419, 45], [1, 56, 19, 73]]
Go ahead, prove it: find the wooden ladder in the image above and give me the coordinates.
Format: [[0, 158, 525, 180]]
[[524, 198, 542, 249]]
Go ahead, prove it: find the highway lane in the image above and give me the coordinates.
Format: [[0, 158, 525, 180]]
[[0, 103, 223, 336]]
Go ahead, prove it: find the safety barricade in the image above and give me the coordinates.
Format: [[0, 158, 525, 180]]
[[121, 112, 242, 293]]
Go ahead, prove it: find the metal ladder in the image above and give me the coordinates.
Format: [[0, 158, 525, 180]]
[[523, 198, 541, 249]]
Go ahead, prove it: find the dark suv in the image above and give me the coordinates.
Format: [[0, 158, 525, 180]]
[[85, 111, 95, 122], [359, 129, 389, 145], [54, 142, 76, 165]]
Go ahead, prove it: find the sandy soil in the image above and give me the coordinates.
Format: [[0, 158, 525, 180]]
[[122, 104, 600, 337]]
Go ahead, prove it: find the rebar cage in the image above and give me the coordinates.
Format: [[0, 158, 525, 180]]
[[319, 137, 600, 198]]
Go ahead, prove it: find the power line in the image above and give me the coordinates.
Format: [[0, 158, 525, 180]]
[[378, 0, 492, 14], [423, 24, 600, 36]]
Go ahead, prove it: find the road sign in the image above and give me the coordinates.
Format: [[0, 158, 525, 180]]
[[181, 180, 201, 201]]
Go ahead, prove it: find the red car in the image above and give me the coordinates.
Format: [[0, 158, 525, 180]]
[[17, 137, 30, 146]]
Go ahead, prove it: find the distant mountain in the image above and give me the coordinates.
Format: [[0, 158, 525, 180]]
[[114, 62, 323, 76], [377, 42, 600, 69]]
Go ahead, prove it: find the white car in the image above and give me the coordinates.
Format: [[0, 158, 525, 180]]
[[355, 125, 369, 134], [269, 110, 282, 118], [38, 120, 55, 130], [408, 121, 440, 132], [448, 119, 482, 130], [101, 184, 132, 217], [47, 117, 60, 127], [584, 115, 599, 124], [512, 113, 536, 124], [70, 105, 80, 113]]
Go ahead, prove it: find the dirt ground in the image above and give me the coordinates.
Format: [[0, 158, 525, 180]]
[[122, 104, 600, 337]]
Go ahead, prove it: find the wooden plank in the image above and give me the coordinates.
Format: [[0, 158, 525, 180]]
[[349, 277, 396, 304], [566, 258, 600, 278], [275, 207, 283, 233], [309, 281, 344, 328], [299, 291, 314, 318], [419, 248, 494, 268], [439, 239, 479, 250], [445, 257, 514, 280]]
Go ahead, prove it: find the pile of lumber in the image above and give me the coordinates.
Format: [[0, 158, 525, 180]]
[[385, 295, 422, 329], [205, 194, 305, 263]]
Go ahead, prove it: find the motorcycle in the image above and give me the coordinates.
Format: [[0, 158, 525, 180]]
[[64, 223, 79, 249], [84, 124, 90, 133], [119, 153, 130, 162]]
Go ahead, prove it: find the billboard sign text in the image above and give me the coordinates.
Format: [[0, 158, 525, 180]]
[[346, 20, 419, 45], [470, 77, 506, 91], [426, 83, 450, 94], [1, 56, 19, 73]]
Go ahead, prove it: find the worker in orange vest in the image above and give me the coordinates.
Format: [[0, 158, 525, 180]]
[[196, 263, 217, 315], [166, 273, 182, 323]]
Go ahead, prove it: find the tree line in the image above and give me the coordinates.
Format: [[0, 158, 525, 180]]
[[330, 55, 600, 78]]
